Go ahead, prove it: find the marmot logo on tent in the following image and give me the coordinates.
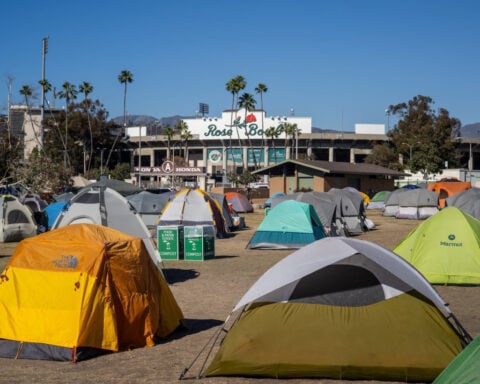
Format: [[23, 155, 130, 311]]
[[52, 255, 78, 269], [440, 234, 463, 247]]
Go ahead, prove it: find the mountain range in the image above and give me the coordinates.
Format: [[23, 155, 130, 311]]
[[113, 115, 480, 137]]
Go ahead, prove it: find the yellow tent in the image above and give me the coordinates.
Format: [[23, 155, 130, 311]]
[[0, 223, 184, 361]]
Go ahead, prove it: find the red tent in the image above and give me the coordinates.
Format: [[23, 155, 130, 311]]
[[225, 192, 254, 213]]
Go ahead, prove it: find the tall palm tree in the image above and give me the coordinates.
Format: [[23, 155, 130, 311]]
[[282, 122, 296, 160], [19, 85, 42, 149], [79, 81, 94, 172], [163, 126, 175, 160], [225, 78, 236, 166], [176, 120, 191, 165], [105, 70, 134, 170], [255, 83, 268, 154], [118, 70, 134, 130], [238, 92, 258, 169], [58, 81, 78, 167], [265, 126, 281, 163], [226, 75, 246, 166]]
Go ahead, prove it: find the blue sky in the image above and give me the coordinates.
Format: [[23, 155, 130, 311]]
[[2, 0, 480, 131]]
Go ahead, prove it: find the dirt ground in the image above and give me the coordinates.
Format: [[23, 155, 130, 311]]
[[0, 209, 479, 384]]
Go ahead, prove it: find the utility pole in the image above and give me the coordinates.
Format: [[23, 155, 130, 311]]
[[41, 36, 49, 149]]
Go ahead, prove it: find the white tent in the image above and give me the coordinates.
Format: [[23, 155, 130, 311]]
[[0, 195, 37, 243]]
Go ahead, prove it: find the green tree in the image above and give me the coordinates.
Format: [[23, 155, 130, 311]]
[[386, 95, 461, 179], [255, 83, 268, 150], [79, 81, 94, 172], [238, 92, 257, 169], [57, 81, 78, 167]]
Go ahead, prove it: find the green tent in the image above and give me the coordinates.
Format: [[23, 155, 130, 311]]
[[246, 200, 327, 249], [394, 206, 480, 284], [204, 237, 469, 381], [433, 335, 480, 383]]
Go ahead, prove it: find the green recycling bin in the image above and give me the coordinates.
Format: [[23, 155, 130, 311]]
[[184, 225, 215, 261], [157, 225, 184, 260]]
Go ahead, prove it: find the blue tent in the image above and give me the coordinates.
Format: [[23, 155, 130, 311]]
[[263, 192, 286, 208], [247, 200, 327, 249], [44, 201, 69, 230]]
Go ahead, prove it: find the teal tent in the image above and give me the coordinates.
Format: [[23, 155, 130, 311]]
[[246, 200, 327, 249], [433, 335, 480, 383]]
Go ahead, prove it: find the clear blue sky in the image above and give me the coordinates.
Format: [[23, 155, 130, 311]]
[[2, 0, 480, 131]]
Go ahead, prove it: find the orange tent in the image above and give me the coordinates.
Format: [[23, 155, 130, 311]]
[[427, 178, 471, 208], [0, 223, 184, 361]]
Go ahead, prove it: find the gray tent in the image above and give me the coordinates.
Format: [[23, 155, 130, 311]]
[[85, 178, 141, 196], [396, 189, 439, 220], [326, 188, 367, 235], [271, 191, 340, 236], [383, 189, 409, 217], [445, 187, 480, 220], [210, 192, 238, 230], [127, 190, 175, 229], [0, 195, 37, 243], [52, 185, 162, 269]]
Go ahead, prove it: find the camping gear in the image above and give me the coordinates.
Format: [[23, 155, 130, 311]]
[[246, 200, 327, 249], [204, 237, 470, 381], [51, 185, 162, 269], [366, 190, 390, 210], [445, 187, 480, 220], [263, 192, 286, 208], [0, 223, 184, 361], [433, 335, 480, 384], [127, 190, 175, 229], [20, 193, 48, 232], [0, 195, 37, 242], [271, 191, 340, 236], [209, 192, 238, 230], [394, 206, 480, 284], [395, 188, 439, 219], [225, 191, 254, 213], [85, 178, 141, 196], [326, 188, 368, 235], [159, 188, 228, 238], [44, 201, 69, 230], [383, 188, 409, 217], [428, 178, 471, 208]]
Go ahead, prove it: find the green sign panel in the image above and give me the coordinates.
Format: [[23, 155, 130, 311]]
[[268, 148, 286, 163], [247, 148, 265, 164], [184, 225, 215, 261], [157, 225, 184, 260], [225, 148, 243, 164]]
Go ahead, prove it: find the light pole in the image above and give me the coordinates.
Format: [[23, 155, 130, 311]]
[[137, 126, 143, 187], [402, 141, 421, 165], [385, 109, 390, 132], [40, 36, 48, 149]]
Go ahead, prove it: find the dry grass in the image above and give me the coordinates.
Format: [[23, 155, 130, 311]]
[[0, 209, 479, 384]]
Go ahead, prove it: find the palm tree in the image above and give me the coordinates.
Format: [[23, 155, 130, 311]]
[[226, 75, 246, 165], [105, 70, 133, 169], [238, 92, 258, 169], [38, 79, 51, 150], [58, 81, 78, 167], [79, 81, 94, 172], [176, 120, 191, 165], [265, 126, 281, 163], [282, 122, 296, 159], [118, 70, 133, 130], [163, 126, 176, 160], [255, 83, 268, 153], [19, 84, 42, 148]]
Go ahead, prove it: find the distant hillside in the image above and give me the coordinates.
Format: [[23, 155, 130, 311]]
[[461, 123, 480, 137], [112, 115, 194, 127]]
